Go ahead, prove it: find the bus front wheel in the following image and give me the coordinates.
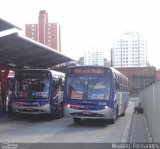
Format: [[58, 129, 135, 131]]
[[56, 103, 64, 119], [73, 117, 81, 124], [121, 103, 126, 117], [110, 106, 118, 124]]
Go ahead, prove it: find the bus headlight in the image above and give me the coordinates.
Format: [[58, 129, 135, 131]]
[[105, 106, 108, 109], [65, 104, 71, 108]]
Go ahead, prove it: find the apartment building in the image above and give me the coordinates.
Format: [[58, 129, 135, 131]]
[[84, 48, 104, 66], [25, 10, 61, 52], [111, 32, 147, 68]]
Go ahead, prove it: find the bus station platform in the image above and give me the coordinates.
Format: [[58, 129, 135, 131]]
[[129, 107, 151, 143]]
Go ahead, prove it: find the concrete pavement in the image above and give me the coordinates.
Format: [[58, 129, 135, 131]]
[[129, 98, 151, 143], [129, 113, 150, 143], [0, 99, 151, 143]]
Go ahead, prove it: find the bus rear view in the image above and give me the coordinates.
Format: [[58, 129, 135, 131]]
[[64, 66, 128, 124]]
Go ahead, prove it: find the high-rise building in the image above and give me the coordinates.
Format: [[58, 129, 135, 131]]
[[84, 47, 104, 66], [111, 32, 147, 68], [25, 10, 61, 52], [78, 57, 84, 66]]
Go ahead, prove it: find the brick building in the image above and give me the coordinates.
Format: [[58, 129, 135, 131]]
[[156, 70, 160, 81], [117, 67, 156, 95], [25, 10, 61, 52]]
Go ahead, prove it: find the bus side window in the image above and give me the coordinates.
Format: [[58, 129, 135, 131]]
[[115, 81, 120, 90]]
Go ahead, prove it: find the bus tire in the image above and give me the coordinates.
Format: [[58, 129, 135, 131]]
[[121, 103, 126, 117], [56, 103, 64, 119], [110, 106, 118, 124], [60, 102, 64, 118], [73, 117, 81, 124]]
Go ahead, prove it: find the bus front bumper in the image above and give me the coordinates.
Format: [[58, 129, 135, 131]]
[[64, 106, 114, 120], [12, 102, 51, 114]]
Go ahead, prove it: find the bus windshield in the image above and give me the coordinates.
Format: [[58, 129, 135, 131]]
[[67, 76, 111, 100], [15, 77, 50, 99]]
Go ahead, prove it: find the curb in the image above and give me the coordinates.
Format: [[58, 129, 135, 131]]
[[143, 114, 152, 143], [120, 112, 134, 143]]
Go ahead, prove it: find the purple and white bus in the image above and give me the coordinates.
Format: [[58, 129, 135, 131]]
[[8, 69, 64, 118], [64, 66, 129, 124]]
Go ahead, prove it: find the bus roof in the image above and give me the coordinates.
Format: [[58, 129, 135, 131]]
[[15, 69, 64, 77]]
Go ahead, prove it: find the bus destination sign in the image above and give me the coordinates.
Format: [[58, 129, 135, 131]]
[[74, 69, 104, 74]]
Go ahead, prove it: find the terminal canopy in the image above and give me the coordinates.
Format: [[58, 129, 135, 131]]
[[0, 32, 74, 69], [0, 18, 21, 31]]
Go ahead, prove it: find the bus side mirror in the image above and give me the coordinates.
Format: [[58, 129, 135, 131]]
[[115, 82, 120, 90]]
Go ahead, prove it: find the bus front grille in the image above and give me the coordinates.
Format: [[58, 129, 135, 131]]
[[71, 112, 104, 117]]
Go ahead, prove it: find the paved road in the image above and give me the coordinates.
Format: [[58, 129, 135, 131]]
[[0, 101, 134, 143]]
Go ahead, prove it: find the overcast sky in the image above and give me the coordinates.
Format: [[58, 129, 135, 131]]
[[1, 0, 160, 68]]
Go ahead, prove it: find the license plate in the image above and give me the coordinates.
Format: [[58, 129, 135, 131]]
[[82, 111, 91, 115], [26, 108, 33, 111]]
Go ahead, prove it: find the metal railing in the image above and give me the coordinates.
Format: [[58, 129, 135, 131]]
[[140, 81, 160, 143]]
